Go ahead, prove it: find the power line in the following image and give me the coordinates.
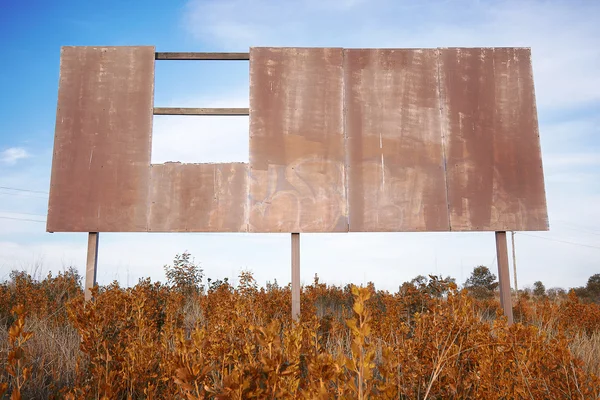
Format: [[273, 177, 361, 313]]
[[0, 186, 48, 194], [0, 210, 46, 217], [556, 225, 600, 237], [0, 216, 46, 223], [0, 191, 48, 199], [553, 219, 600, 233], [517, 232, 600, 250], [554, 221, 600, 236]]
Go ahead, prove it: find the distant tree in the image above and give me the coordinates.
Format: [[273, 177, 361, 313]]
[[401, 274, 456, 298], [11, 269, 33, 286], [533, 281, 546, 297], [410, 275, 428, 287], [573, 286, 590, 301], [464, 266, 498, 299], [586, 274, 600, 303], [62, 265, 83, 287], [265, 278, 280, 292], [424, 275, 456, 298], [164, 252, 203, 295], [464, 266, 498, 290], [569, 274, 600, 304], [207, 277, 229, 292], [237, 270, 258, 295], [546, 287, 566, 300]]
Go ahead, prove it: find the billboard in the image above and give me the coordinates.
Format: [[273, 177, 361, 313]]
[[47, 46, 548, 234]]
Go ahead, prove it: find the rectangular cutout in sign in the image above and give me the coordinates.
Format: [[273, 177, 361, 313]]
[[151, 115, 249, 164]]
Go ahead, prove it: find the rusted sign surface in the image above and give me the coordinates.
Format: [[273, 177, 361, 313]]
[[248, 47, 347, 232], [439, 48, 548, 231], [47, 46, 548, 234], [47, 46, 155, 232], [148, 163, 247, 232], [345, 49, 449, 232]]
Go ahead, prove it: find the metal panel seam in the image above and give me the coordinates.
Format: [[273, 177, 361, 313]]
[[246, 49, 252, 233], [146, 49, 156, 232], [436, 48, 452, 231], [342, 49, 350, 232]]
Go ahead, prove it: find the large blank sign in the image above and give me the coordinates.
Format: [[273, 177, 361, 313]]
[[47, 46, 548, 233]]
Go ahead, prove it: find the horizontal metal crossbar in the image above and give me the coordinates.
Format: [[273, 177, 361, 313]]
[[153, 107, 249, 116], [155, 52, 249, 60]]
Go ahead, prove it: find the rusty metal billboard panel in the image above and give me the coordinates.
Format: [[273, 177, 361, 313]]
[[345, 49, 450, 232], [47, 46, 155, 232], [248, 47, 347, 232], [46, 45, 548, 234], [148, 163, 248, 232], [439, 48, 548, 231]]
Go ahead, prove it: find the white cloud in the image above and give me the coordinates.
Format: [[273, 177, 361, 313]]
[[539, 117, 599, 153], [545, 153, 600, 168], [0, 147, 30, 165], [184, 0, 600, 111]]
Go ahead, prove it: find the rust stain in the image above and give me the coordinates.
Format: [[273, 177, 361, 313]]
[[46, 45, 547, 234], [439, 47, 548, 231], [248, 47, 347, 232], [345, 49, 449, 232], [148, 163, 248, 232], [47, 46, 155, 232]]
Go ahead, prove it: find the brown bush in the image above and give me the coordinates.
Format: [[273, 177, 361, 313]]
[[0, 266, 599, 399]]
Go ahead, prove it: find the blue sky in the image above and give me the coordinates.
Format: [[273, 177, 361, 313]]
[[0, 0, 598, 291]]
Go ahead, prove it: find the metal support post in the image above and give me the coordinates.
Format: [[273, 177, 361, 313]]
[[495, 231, 514, 325], [85, 232, 99, 301], [291, 233, 300, 321], [511, 231, 518, 293]]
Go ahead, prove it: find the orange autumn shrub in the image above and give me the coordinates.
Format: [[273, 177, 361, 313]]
[[0, 268, 82, 328], [0, 265, 599, 399]]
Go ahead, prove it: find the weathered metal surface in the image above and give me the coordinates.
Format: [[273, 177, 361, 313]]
[[148, 163, 248, 232], [47, 46, 155, 232], [47, 45, 548, 235], [345, 49, 449, 232], [439, 48, 548, 231], [248, 47, 347, 232]]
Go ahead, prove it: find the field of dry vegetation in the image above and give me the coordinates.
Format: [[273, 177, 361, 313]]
[[1, 252, 599, 399]]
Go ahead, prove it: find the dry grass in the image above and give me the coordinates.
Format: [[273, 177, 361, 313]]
[[1, 314, 81, 399], [570, 331, 600, 378], [25, 317, 81, 397]]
